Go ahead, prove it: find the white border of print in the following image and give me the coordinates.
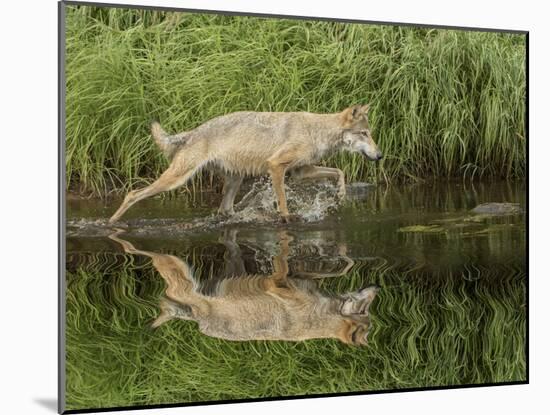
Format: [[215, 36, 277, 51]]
[[1, 1, 546, 414]]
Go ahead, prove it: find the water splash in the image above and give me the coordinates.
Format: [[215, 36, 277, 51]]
[[229, 177, 340, 224]]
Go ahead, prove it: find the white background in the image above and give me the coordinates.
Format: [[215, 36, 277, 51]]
[[0, 0, 546, 414]]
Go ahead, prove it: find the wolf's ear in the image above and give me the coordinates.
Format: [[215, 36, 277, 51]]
[[350, 104, 370, 119], [350, 104, 363, 119], [357, 285, 379, 307], [341, 105, 366, 126], [340, 284, 380, 316]]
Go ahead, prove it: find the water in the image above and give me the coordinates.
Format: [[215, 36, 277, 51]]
[[65, 180, 526, 410]]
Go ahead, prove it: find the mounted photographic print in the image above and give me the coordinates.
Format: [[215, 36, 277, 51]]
[[59, 1, 528, 413]]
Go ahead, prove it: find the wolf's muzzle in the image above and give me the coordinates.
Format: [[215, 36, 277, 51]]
[[363, 151, 383, 161]]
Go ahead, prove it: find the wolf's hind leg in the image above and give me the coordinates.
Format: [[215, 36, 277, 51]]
[[108, 161, 200, 223], [291, 165, 346, 199], [218, 173, 243, 215], [219, 229, 246, 277], [108, 230, 197, 328]]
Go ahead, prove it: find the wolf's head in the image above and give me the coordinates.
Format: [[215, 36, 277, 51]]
[[341, 128, 383, 161], [337, 285, 379, 346]]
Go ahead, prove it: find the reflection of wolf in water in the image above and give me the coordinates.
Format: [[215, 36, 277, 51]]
[[109, 230, 379, 346], [109, 105, 382, 223]]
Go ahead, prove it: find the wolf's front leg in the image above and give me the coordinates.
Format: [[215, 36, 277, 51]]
[[268, 163, 291, 221], [265, 231, 294, 293], [291, 165, 346, 199], [268, 149, 305, 223]]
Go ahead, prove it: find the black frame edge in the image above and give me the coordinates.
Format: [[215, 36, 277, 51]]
[[58, 1, 67, 413], [524, 32, 529, 384]]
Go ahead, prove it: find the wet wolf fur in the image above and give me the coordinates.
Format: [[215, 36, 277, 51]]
[[108, 105, 382, 223], [109, 230, 379, 345]]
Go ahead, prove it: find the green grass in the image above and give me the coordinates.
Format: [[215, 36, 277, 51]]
[[65, 250, 526, 410], [65, 6, 526, 196]]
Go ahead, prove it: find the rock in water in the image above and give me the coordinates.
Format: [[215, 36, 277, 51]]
[[345, 182, 375, 200], [470, 203, 523, 215]]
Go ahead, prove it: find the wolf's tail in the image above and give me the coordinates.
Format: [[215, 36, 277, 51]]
[[151, 297, 193, 329], [150, 121, 187, 161]]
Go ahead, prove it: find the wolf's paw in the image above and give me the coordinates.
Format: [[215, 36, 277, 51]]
[[277, 230, 294, 243], [217, 208, 235, 217], [336, 189, 347, 200], [280, 214, 301, 224]]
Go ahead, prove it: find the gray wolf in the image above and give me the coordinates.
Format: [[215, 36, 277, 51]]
[[109, 105, 382, 223], [109, 230, 379, 345]]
